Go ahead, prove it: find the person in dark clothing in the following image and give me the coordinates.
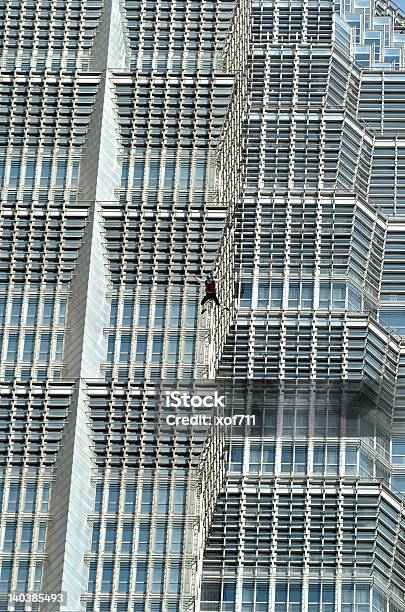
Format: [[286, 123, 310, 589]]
[[194, 272, 227, 314]]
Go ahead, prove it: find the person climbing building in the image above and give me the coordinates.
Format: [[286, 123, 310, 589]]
[[193, 272, 228, 314]]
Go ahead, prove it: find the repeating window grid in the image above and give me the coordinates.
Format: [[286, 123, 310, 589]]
[[217, 310, 401, 379], [122, 0, 233, 73], [0, 476, 53, 594], [0, 0, 103, 72], [0, 76, 99, 150], [203, 481, 403, 602], [0, 383, 72, 466], [0, 201, 90, 284], [1, 152, 80, 196], [84, 474, 193, 608], [102, 288, 200, 381], [338, 0, 405, 69], [0, 290, 68, 377]]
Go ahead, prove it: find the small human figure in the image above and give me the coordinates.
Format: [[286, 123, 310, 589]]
[[193, 272, 228, 314]]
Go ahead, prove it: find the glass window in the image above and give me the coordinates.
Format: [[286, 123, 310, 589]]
[[141, 485, 152, 513], [223, 584, 236, 609], [40, 159, 52, 187], [163, 160, 175, 189], [41, 483, 50, 512], [240, 282, 252, 308], [185, 300, 197, 327], [58, 300, 67, 325], [319, 282, 330, 309], [20, 522, 33, 552], [24, 484, 37, 512], [155, 525, 167, 553], [179, 160, 190, 188], [87, 562, 97, 593], [23, 334, 35, 362], [151, 562, 164, 594], [173, 486, 185, 514], [16, 561, 29, 591], [183, 336, 195, 364], [109, 298, 118, 325], [39, 334, 51, 362], [107, 484, 120, 513], [270, 283, 283, 308], [101, 563, 113, 593], [249, 443, 261, 474], [91, 522, 100, 553], [258, 281, 270, 308], [133, 159, 145, 188], [393, 437, 405, 464], [42, 300, 54, 325], [106, 335, 115, 363], [167, 336, 179, 364], [105, 523, 117, 552], [138, 301, 150, 327], [242, 583, 254, 604], [309, 584, 335, 611], [71, 161, 80, 186], [326, 445, 339, 474], [288, 283, 300, 309], [295, 446, 307, 473], [118, 562, 130, 593], [168, 563, 180, 595], [6, 334, 19, 361], [148, 159, 161, 188], [33, 562, 42, 591], [56, 159, 67, 187], [355, 585, 370, 611], [3, 522, 16, 551], [124, 483, 136, 512], [332, 283, 346, 308], [342, 584, 354, 611], [170, 300, 181, 326], [135, 562, 147, 594], [55, 334, 63, 361], [26, 298, 39, 325], [0, 563, 12, 591], [136, 334, 147, 361], [153, 300, 166, 328], [194, 161, 206, 189], [119, 335, 132, 363], [313, 446, 325, 474], [157, 484, 169, 514], [122, 299, 134, 326], [281, 446, 293, 473], [0, 298, 6, 325], [302, 284, 313, 308], [230, 445, 243, 473], [263, 444, 275, 473], [37, 522, 46, 552], [9, 159, 21, 186], [121, 161, 129, 188], [10, 298, 23, 324], [256, 584, 269, 611], [151, 335, 163, 363], [121, 523, 133, 553], [138, 522, 150, 553], [171, 525, 183, 554]]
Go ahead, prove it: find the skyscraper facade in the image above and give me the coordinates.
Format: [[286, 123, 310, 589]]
[[201, 0, 405, 609], [0, 1, 404, 612]]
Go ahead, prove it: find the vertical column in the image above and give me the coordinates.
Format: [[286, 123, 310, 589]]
[[41, 2, 129, 610]]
